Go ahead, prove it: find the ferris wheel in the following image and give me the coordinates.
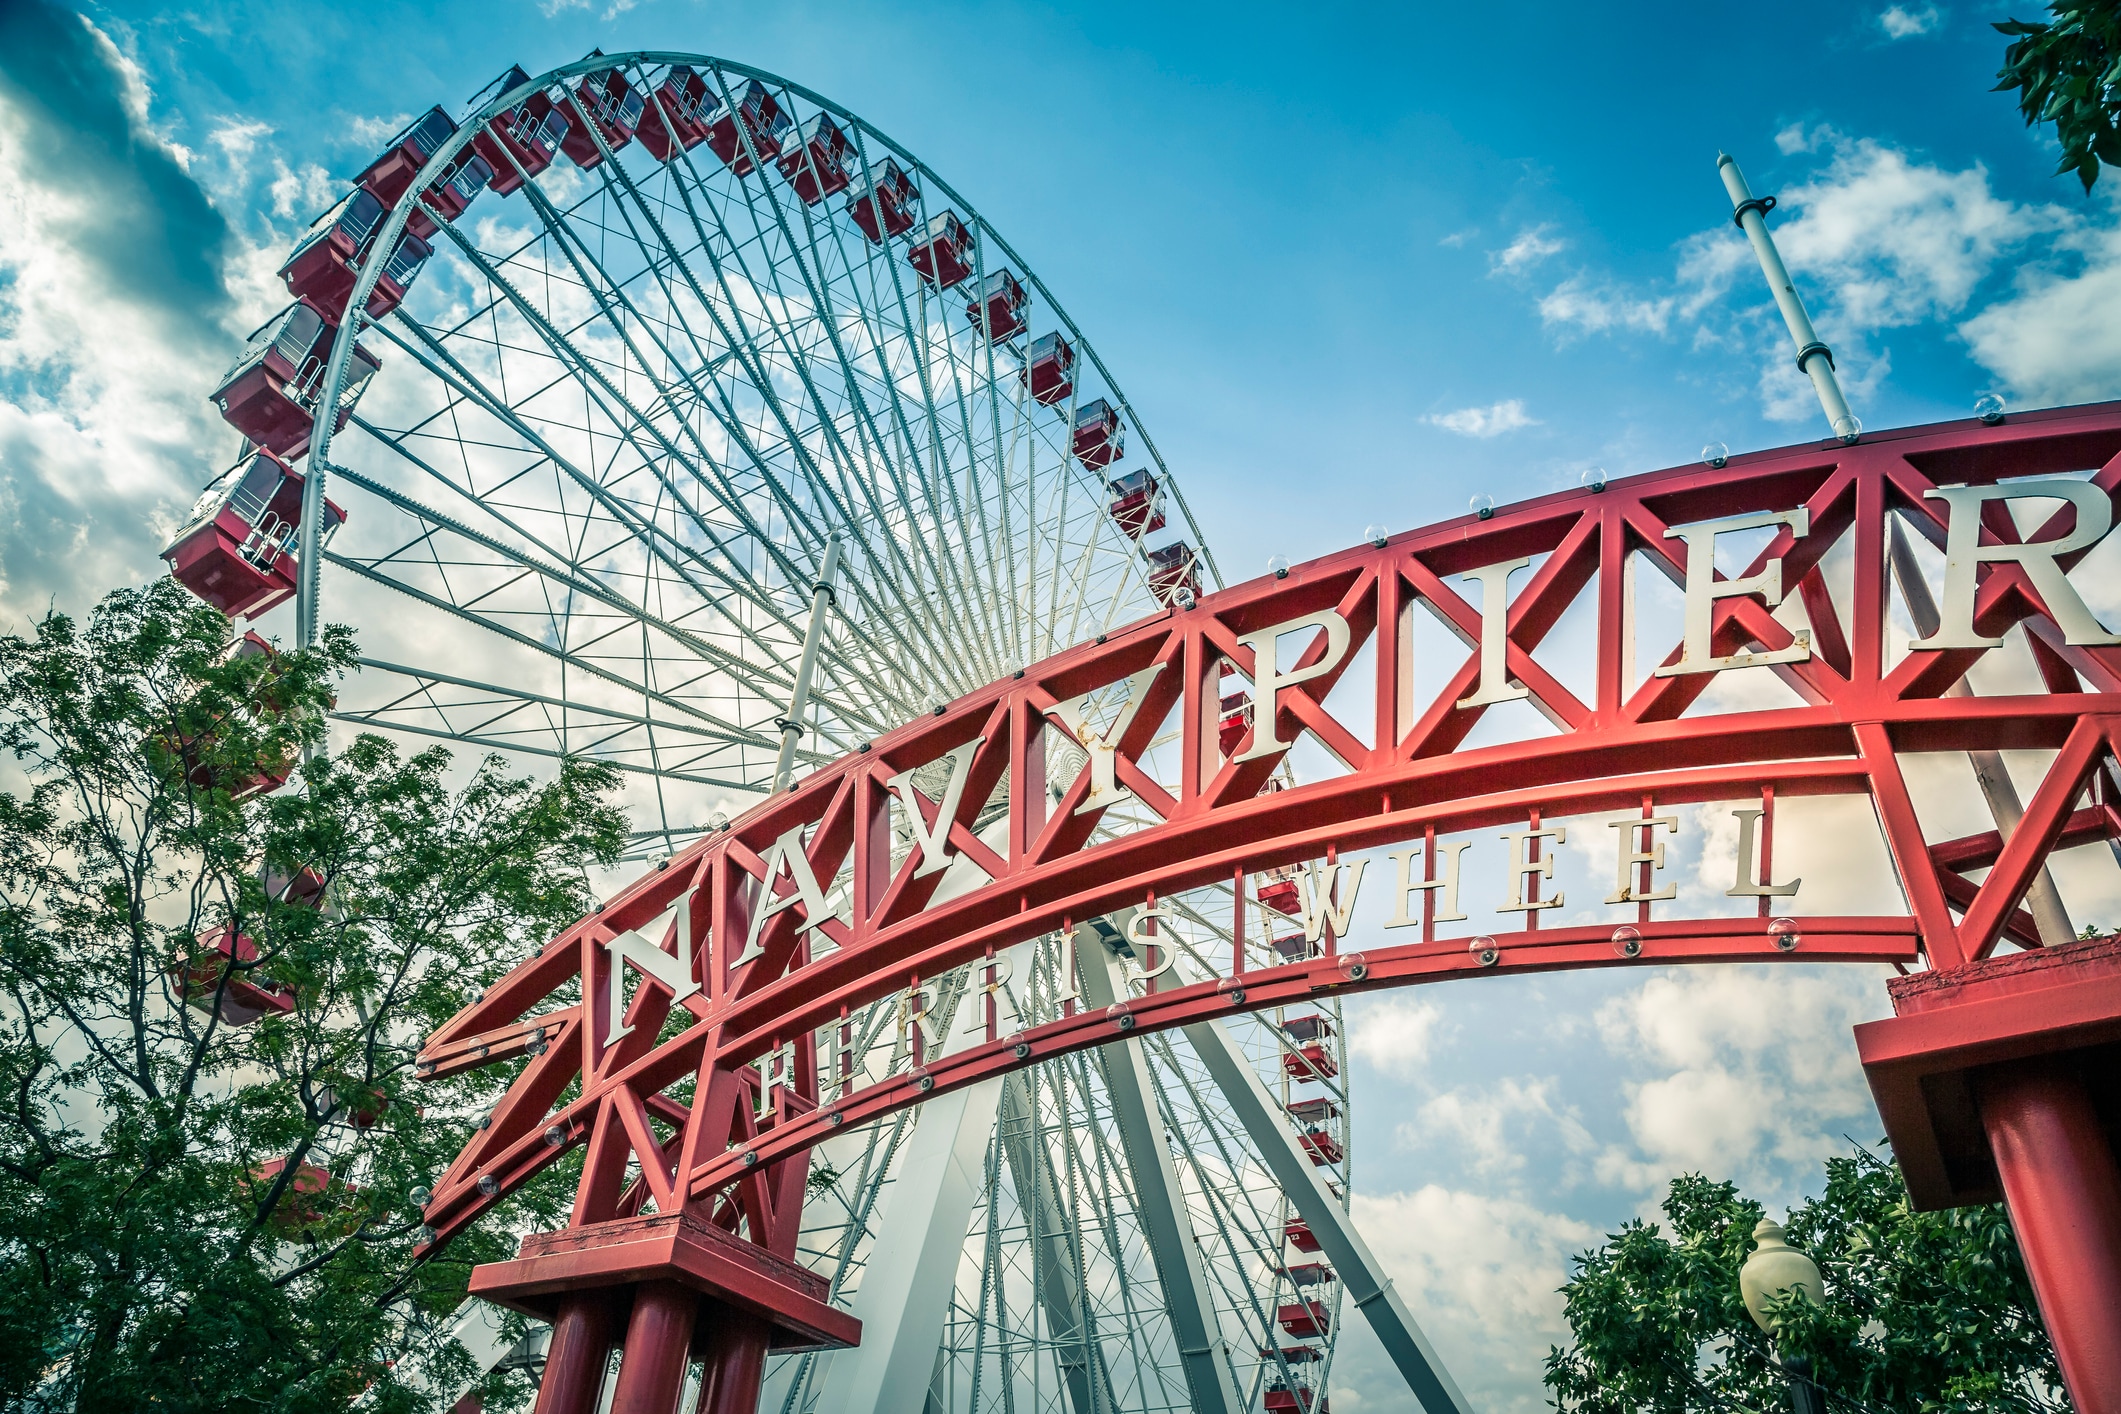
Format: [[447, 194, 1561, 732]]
[[160, 50, 1368, 1414]]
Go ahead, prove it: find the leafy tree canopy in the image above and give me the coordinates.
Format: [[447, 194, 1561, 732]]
[[0, 580, 627, 1412], [1996, 2, 2121, 191], [1545, 1146, 2066, 1414]]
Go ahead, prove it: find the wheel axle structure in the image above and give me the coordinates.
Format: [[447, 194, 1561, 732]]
[[155, 44, 2121, 1414]]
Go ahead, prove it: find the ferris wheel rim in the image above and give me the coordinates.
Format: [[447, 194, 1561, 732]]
[[295, 48, 1221, 655]]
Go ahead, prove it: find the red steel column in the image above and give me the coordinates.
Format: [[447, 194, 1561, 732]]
[[609, 1281, 701, 1414], [535, 1293, 620, 1414], [1976, 1060, 2121, 1413], [693, 1308, 772, 1414]]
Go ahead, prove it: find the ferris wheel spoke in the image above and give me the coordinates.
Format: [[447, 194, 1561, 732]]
[[368, 318, 812, 660], [425, 200, 822, 610], [648, 121, 970, 693], [322, 550, 794, 759], [535, 161, 958, 709], [325, 451, 867, 730]]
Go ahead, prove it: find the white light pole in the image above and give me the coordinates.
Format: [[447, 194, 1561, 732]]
[[1739, 1217, 1828, 1414], [1719, 153, 1861, 445], [772, 536, 841, 793]]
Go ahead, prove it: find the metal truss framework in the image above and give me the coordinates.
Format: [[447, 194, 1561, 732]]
[[421, 402, 2121, 1410]]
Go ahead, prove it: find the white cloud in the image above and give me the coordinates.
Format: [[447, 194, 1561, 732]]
[[1538, 276, 1678, 336], [1878, 4, 1942, 39], [1961, 209, 2121, 405], [1489, 225, 1565, 275], [1351, 1186, 1599, 1414], [1424, 398, 1540, 438], [1405, 1076, 1594, 1179], [1593, 967, 1889, 1197], [1347, 994, 1446, 1077], [1521, 128, 2092, 420], [0, 12, 241, 621], [1438, 227, 1478, 248]]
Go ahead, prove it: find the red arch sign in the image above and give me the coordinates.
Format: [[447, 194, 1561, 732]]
[[418, 401, 2121, 1401]]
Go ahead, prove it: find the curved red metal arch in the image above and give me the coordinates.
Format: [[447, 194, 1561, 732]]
[[417, 400, 2121, 1268]]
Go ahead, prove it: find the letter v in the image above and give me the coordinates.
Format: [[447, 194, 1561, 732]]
[[887, 736, 987, 878]]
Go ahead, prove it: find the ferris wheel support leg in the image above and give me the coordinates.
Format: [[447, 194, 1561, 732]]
[[999, 1072, 1113, 1414], [1183, 1019, 1477, 1414], [1077, 944, 1247, 1414], [813, 1072, 1006, 1414]]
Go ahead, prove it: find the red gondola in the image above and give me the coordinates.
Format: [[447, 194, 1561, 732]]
[[704, 78, 791, 176], [1271, 934, 1313, 962], [470, 66, 569, 196], [1300, 1129, 1343, 1165], [638, 64, 715, 160], [966, 268, 1026, 342], [1285, 1218, 1322, 1253], [171, 927, 298, 1025], [1258, 1345, 1323, 1364], [1286, 1096, 1339, 1124], [245, 1157, 355, 1236], [210, 304, 380, 461], [357, 106, 458, 208], [279, 190, 432, 324], [1106, 468, 1165, 540], [908, 211, 975, 289], [1021, 331, 1075, 407], [560, 65, 646, 168], [1071, 398, 1123, 468], [404, 147, 493, 241], [263, 860, 330, 910], [1282, 1014, 1334, 1043], [1258, 867, 1303, 916], [777, 112, 852, 204], [162, 449, 346, 620], [846, 159, 918, 242], [1146, 540, 1200, 605], [1278, 1300, 1331, 1339], [1265, 1386, 1325, 1414], [1282, 1261, 1335, 1287], [1282, 1043, 1339, 1081], [1219, 691, 1251, 756]]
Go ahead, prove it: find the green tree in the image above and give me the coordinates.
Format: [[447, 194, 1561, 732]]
[[1995, 3, 2121, 191], [1545, 1145, 2066, 1413], [0, 579, 626, 1412]]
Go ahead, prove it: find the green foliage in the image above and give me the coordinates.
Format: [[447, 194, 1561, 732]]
[[1995, 3, 2121, 191], [1545, 1146, 2066, 1413], [0, 580, 627, 1412]]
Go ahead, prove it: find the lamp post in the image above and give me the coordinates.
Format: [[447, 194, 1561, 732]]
[[1738, 1218, 1827, 1414]]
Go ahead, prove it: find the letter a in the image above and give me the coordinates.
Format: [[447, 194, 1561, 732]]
[[736, 824, 833, 966]]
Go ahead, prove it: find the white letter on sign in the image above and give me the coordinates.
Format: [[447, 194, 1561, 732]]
[[1234, 609, 1353, 762], [887, 736, 986, 878], [1654, 509, 1813, 677], [1048, 668, 1162, 816], [606, 889, 700, 1043], [1455, 558, 1532, 709], [735, 824, 834, 966], [1912, 480, 2121, 650]]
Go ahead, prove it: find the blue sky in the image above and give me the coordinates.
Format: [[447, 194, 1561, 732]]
[[1, 2, 2112, 1410]]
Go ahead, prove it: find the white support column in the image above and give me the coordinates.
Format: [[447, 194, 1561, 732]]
[[999, 1070, 1113, 1414], [1076, 934, 1246, 1414], [1184, 1018, 1477, 1414], [814, 1071, 1006, 1414]]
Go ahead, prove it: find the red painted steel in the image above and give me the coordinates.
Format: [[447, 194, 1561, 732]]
[[412, 401, 2121, 1411], [535, 1296, 619, 1414], [1977, 1061, 2121, 1413], [610, 1281, 698, 1414]]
